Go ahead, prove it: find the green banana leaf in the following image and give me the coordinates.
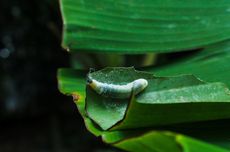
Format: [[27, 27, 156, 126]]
[[85, 67, 230, 130], [58, 68, 103, 136], [149, 40, 230, 87], [57, 68, 230, 151], [61, 0, 230, 53], [101, 120, 230, 150], [113, 131, 229, 152]]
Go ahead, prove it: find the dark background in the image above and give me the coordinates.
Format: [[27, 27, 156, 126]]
[[0, 0, 110, 151]]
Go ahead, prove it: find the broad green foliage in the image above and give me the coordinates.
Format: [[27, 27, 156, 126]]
[[150, 41, 230, 87], [58, 68, 230, 151], [59, 0, 230, 151], [86, 67, 230, 130], [58, 69, 86, 96], [115, 131, 229, 152], [61, 0, 230, 53], [58, 68, 102, 136]]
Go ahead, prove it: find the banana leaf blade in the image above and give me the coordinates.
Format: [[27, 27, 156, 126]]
[[61, 0, 230, 53]]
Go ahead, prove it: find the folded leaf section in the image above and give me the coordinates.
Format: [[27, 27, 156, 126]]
[[85, 67, 230, 130]]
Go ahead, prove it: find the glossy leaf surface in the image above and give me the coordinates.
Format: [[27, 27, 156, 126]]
[[150, 41, 230, 87], [61, 0, 230, 53], [57, 67, 230, 151]]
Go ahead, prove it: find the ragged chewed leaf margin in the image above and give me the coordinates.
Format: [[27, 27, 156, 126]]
[[85, 67, 230, 131], [58, 67, 230, 151]]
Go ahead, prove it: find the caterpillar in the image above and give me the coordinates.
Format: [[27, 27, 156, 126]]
[[87, 76, 148, 99]]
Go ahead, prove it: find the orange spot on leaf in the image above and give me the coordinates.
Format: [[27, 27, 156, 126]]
[[72, 93, 80, 103]]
